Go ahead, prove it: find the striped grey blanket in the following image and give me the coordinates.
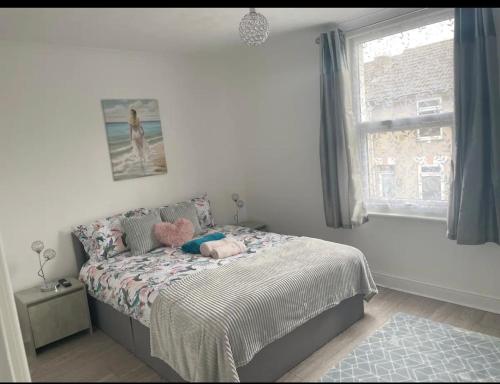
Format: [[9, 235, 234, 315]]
[[150, 237, 377, 382]]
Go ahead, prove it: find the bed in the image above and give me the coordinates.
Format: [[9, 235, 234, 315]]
[[74, 224, 377, 382]]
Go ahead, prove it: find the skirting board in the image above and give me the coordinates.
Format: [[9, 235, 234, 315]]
[[372, 272, 500, 315]]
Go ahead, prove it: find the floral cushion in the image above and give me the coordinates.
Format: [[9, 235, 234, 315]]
[[190, 193, 215, 228], [73, 208, 150, 261]]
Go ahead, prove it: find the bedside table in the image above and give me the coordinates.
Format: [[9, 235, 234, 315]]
[[237, 220, 267, 231], [15, 277, 92, 358]]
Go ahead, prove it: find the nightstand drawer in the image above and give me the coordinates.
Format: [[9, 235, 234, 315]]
[[28, 290, 89, 348]]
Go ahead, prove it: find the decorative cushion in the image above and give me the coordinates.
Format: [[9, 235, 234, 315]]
[[121, 210, 162, 256], [159, 202, 202, 235], [190, 193, 215, 228], [72, 208, 150, 261], [154, 218, 194, 248]]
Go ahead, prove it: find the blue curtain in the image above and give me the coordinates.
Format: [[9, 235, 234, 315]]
[[447, 8, 500, 244], [319, 29, 367, 228]]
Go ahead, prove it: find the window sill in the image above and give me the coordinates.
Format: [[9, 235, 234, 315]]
[[367, 211, 447, 223]]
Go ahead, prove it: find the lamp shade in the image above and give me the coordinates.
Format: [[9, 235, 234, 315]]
[[239, 8, 270, 47], [31, 240, 44, 253], [42, 248, 56, 260]]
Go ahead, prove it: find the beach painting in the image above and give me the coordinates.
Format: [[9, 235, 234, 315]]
[[101, 99, 167, 181]]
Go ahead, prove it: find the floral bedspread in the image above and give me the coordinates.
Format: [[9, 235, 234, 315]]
[[79, 225, 295, 327]]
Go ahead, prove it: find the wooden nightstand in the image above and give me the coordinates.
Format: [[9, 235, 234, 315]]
[[237, 220, 267, 231], [15, 277, 92, 358]]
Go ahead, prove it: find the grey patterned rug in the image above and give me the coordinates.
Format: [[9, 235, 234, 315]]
[[320, 312, 500, 382]]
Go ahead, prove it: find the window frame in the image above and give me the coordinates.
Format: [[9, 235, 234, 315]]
[[346, 8, 454, 218]]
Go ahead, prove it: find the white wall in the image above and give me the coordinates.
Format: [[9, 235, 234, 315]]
[[235, 23, 500, 313], [0, 42, 246, 291]]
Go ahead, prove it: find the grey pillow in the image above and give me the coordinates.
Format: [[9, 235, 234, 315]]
[[121, 210, 162, 256], [159, 202, 203, 235]]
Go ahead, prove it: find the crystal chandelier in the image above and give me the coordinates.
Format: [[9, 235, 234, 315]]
[[239, 8, 270, 46]]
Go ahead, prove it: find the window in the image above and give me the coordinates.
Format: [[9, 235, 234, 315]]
[[419, 164, 445, 200], [377, 164, 396, 199], [379, 171, 396, 199], [417, 98, 443, 140], [349, 11, 454, 217]]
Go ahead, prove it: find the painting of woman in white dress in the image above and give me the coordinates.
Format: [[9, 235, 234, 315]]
[[129, 108, 149, 163], [102, 99, 167, 181]]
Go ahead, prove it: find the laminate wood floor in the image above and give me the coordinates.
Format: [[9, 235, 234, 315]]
[[29, 286, 500, 382]]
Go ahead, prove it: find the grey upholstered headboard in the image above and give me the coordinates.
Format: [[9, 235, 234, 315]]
[[72, 233, 89, 271]]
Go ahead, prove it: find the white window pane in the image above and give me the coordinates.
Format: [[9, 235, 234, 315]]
[[357, 19, 454, 122]]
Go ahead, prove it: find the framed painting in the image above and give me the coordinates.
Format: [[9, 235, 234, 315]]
[[101, 99, 167, 181]]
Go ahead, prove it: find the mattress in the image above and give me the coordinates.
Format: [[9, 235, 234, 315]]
[[79, 225, 295, 326]]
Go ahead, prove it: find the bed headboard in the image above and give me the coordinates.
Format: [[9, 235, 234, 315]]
[[72, 233, 89, 271]]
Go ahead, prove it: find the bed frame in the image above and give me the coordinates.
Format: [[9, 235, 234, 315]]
[[72, 234, 364, 382]]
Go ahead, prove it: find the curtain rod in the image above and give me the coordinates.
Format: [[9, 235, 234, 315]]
[[314, 8, 428, 44]]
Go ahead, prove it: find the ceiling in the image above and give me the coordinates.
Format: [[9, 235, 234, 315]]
[[0, 8, 409, 54]]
